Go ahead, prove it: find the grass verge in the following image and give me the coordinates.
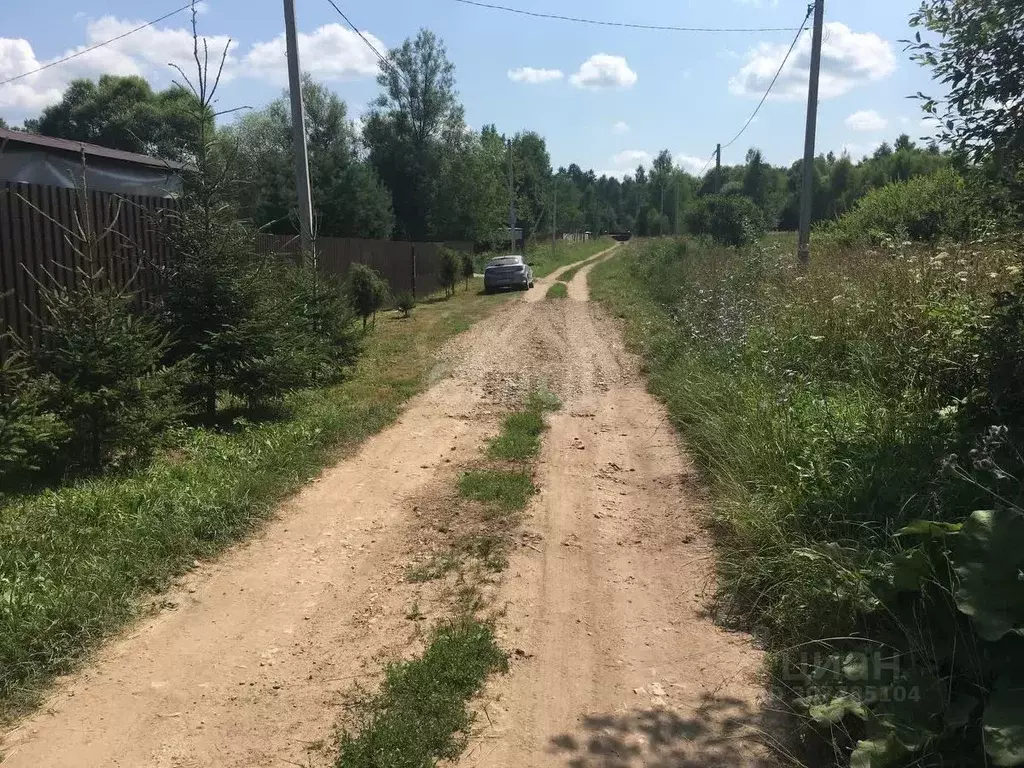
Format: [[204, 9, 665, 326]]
[[335, 617, 507, 768], [0, 278, 511, 720], [545, 282, 568, 299]]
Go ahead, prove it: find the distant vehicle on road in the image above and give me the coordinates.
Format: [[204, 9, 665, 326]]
[[483, 254, 534, 293]]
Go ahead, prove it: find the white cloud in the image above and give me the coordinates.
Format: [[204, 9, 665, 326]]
[[729, 22, 895, 101], [570, 54, 637, 90], [612, 149, 652, 168], [243, 24, 383, 84], [675, 153, 710, 175], [0, 16, 386, 115], [845, 109, 887, 132], [0, 15, 236, 112], [841, 140, 881, 159], [506, 66, 563, 84], [612, 120, 629, 134]]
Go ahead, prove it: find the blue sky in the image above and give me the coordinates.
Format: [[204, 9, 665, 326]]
[[1, 0, 938, 176]]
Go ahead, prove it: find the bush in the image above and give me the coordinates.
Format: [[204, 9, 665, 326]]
[[28, 272, 180, 471], [817, 167, 975, 245], [396, 291, 416, 318], [0, 352, 67, 482], [438, 249, 460, 298], [345, 263, 390, 328], [277, 268, 362, 385], [460, 252, 475, 291], [685, 195, 765, 246]]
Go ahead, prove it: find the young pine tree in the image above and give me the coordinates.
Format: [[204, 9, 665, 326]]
[[19, 193, 180, 471], [159, 10, 306, 415]]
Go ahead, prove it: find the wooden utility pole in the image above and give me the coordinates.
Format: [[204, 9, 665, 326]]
[[659, 183, 665, 237], [282, 0, 315, 266], [552, 186, 557, 252], [714, 143, 722, 193], [507, 139, 516, 253], [797, 0, 825, 264]]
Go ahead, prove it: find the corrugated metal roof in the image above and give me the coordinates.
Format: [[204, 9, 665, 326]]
[[0, 128, 187, 170]]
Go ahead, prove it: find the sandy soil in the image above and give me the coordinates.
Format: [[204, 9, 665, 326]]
[[0, 245, 771, 768]]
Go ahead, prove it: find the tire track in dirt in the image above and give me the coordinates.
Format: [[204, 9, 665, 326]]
[[456, 252, 774, 768], [0, 244, 770, 767]]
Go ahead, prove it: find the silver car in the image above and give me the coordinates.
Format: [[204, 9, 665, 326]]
[[483, 255, 534, 293]]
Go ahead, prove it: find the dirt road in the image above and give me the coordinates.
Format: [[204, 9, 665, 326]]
[[1, 246, 769, 767]]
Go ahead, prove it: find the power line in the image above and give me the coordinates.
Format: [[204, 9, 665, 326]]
[[323, 0, 410, 88], [0, 3, 193, 88], [720, 5, 812, 150], [450, 0, 801, 33], [696, 148, 718, 178]]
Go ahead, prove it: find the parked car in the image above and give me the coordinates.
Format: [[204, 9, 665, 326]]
[[483, 254, 534, 293]]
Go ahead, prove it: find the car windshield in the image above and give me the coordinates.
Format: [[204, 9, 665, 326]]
[[488, 256, 522, 267]]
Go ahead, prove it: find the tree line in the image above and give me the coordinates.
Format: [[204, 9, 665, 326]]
[[4, 27, 960, 249]]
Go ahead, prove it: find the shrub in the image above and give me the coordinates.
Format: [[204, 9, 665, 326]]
[[396, 291, 416, 318], [438, 249, 460, 298], [345, 263, 390, 328], [817, 167, 975, 245], [685, 195, 765, 247], [460, 252, 475, 290], [277, 268, 362, 385], [0, 351, 67, 482], [29, 272, 180, 471]]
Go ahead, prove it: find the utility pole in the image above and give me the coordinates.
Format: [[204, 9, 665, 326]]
[[659, 183, 665, 237], [674, 178, 680, 235], [797, 0, 825, 265], [283, 0, 314, 266], [715, 143, 722, 193], [552, 186, 557, 252], [507, 139, 516, 253]]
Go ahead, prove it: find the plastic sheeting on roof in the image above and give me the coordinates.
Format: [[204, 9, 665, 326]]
[[0, 148, 181, 197]]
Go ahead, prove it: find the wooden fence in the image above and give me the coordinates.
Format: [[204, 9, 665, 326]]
[[1, 181, 471, 358], [1, 181, 176, 357]]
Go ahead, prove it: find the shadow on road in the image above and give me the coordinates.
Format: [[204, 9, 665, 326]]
[[548, 695, 779, 768]]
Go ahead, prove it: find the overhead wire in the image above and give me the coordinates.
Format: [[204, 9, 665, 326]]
[[720, 4, 813, 150], [450, 0, 802, 33], [696, 149, 719, 179], [323, 0, 412, 89], [0, 3, 194, 88]]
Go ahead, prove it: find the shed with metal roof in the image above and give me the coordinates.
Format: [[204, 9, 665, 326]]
[[0, 128, 185, 197]]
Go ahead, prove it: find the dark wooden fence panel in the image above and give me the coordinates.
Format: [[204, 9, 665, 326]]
[[1, 182, 176, 358], [2, 181, 470, 358]]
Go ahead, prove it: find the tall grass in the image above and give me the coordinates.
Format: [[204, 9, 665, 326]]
[[0, 280, 511, 719], [590, 236, 1024, 766]]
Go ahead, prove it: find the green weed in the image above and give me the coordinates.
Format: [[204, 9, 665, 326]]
[[335, 618, 507, 768], [458, 470, 535, 511], [407, 551, 461, 583], [545, 283, 568, 299]]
